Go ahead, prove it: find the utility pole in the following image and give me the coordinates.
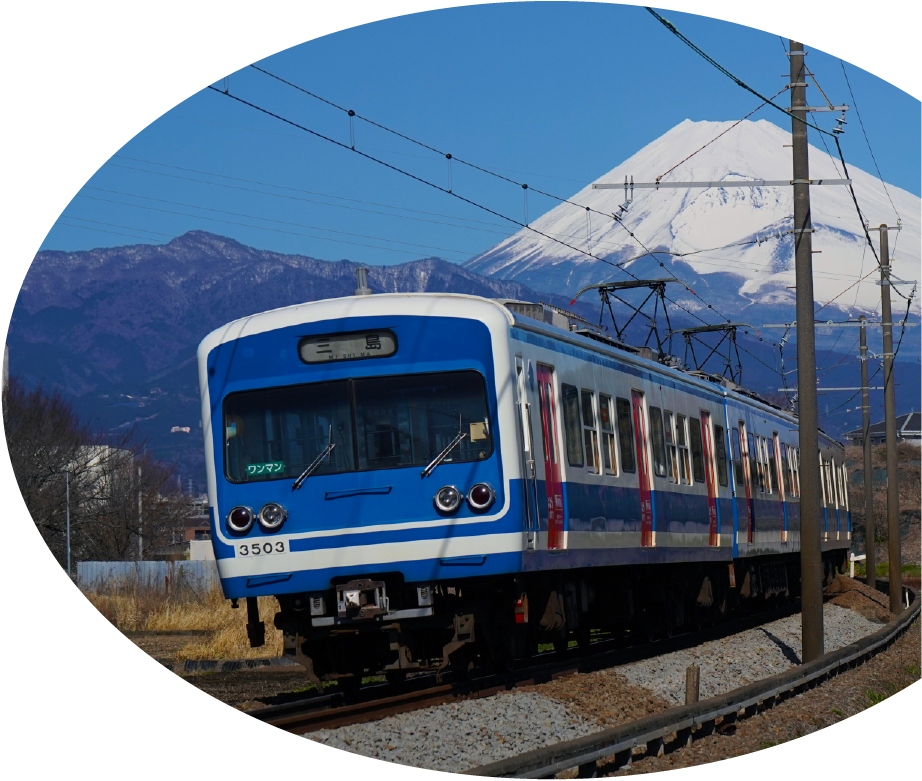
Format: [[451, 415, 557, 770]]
[[65, 470, 71, 579], [878, 226, 902, 612], [859, 316, 875, 587], [790, 40, 823, 661], [138, 465, 143, 562]]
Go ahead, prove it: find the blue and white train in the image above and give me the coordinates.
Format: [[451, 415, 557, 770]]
[[197, 281, 851, 683]]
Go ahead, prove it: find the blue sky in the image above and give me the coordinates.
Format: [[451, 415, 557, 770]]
[[41, 2, 920, 265]]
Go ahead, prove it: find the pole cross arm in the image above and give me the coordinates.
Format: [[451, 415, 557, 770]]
[[666, 323, 755, 337], [569, 278, 680, 303], [592, 179, 851, 189]]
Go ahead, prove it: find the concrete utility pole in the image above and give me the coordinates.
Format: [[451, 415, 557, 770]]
[[65, 470, 71, 579], [138, 465, 143, 562], [878, 226, 902, 612], [790, 40, 824, 661], [859, 316, 875, 587]]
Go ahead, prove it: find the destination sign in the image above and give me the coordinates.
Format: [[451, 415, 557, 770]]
[[299, 330, 397, 364]]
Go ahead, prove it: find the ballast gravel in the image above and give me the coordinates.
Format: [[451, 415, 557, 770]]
[[614, 603, 883, 705], [305, 601, 884, 771], [308, 691, 598, 771]]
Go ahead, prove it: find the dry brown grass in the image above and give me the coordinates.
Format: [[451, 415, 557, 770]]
[[82, 581, 283, 660]]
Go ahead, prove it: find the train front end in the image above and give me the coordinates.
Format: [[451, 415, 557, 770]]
[[197, 292, 522, 682]]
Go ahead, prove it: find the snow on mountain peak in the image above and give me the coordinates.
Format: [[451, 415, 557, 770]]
[[467, 119, 920, 316]]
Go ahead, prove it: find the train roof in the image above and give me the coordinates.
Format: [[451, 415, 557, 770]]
[[198, 291, 841, 448]]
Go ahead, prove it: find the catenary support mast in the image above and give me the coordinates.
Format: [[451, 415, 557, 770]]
[[859, 316, 875, 588], [878, 226, 902, 612], [790, 40, 823, 661]]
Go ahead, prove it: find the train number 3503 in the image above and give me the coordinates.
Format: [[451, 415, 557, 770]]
[[238, 541, 287, 556]]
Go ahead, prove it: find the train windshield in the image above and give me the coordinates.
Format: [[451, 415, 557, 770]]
[[223, 370, 493, 483]]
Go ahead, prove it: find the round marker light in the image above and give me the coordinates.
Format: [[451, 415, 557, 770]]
[[434, 485, 463, 514], [467, 483, 495, 512], [258, 502, 288, 531], [226, 506, 255, 534]]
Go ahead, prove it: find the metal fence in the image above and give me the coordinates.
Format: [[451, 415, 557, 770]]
[[77, 560, 221, 595]]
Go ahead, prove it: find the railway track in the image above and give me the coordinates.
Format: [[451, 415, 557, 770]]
[[249, 599, 804, 734], [465, 580, 919, 778]]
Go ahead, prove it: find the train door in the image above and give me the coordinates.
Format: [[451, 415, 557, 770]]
[[536, 364, 566, 551], [515, 357, 539, 552], [738, 420, 754, 544], [631, 390, 654, 547], [700, 410, 720, 546]]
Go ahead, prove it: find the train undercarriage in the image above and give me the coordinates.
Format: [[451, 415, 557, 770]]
[[248, 551, 848, 690]]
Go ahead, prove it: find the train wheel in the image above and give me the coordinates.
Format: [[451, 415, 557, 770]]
[[385, 670, 407, 685], [338, 674, 362, 697]]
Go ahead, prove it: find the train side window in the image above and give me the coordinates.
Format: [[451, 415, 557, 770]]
[[689, 418, 705, 483], [664, 411, 679, 483], [793, 448, 801, 496], [731, 427, 744, 487], [676, 414, 691, 484], [649, 407, 668, 478], [767, 437, 779, 494], [780, 443, 791, 495], [759, 437, 769, 493], [599, 394, 617, 475], [615, 397, 636, 473], [839, 464, 848, 511], [714, 425, 729, 487], [561, 384, 584, 467], [746, 432, 760, 494], [581, 389, 600, 474]]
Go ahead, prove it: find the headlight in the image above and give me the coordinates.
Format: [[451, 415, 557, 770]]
[[467, 482, 495, 512], [258, 502, 288, 531], [226, 506, 255, 534], [434, 485, 463, 513]]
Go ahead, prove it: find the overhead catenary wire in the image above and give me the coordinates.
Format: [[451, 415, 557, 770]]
[[76, 192, 475, 258], [237, 66, 762, 331], [839, 60, 902, 223], [644, 6, 886, 274], [205, 84, 757, 339]]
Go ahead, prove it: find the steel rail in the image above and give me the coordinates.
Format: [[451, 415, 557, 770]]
[[248, 601, 805, 734], [463, 582, 919, 778]]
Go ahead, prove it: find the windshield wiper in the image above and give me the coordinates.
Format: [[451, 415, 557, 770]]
[[421, 431, 467, 478], [292, 426, 336, 491]]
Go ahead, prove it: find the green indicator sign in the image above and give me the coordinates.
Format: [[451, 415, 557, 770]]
[[246, 462, 285, 476]]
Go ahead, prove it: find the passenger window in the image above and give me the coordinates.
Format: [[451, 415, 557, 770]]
[[581, 389, 600, 474], [561, 384, 583, 467], [714, 425, 728, 487], [599, 394, 617, 475], [676, 414, 691, 484], [747, 432, 760, 493], [732, 427, 744, 487], [689, 418, 705, 483], [615, 397, 636, 473], [759, 437, 769, 494], [780, 443, 792, 495], [768, 440, 778, 494], [664, 411, 679, 484], [649, 407, 667, 478]]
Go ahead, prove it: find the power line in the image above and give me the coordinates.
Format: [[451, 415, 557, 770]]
[[644, 6, 885, 274], [839, 60, 902, 222], [644, 7, 835, 137], [55, 221, 171, 243], [206, 84, 750, 335], [61, 215, 176, 237], [75, 192, 472, 258], [240, 65, 753, 328]]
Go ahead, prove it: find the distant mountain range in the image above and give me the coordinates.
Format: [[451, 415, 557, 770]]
[[9, 231, 592, 487], [10, 120, 919, 487]]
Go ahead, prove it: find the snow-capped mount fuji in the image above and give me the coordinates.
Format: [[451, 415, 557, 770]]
[[466, 119, 920, 319]]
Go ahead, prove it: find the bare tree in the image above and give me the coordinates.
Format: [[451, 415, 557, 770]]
[[4, 378, 191, 566]]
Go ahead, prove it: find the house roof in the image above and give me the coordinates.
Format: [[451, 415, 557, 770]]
[[845, 411, 921, 439]]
